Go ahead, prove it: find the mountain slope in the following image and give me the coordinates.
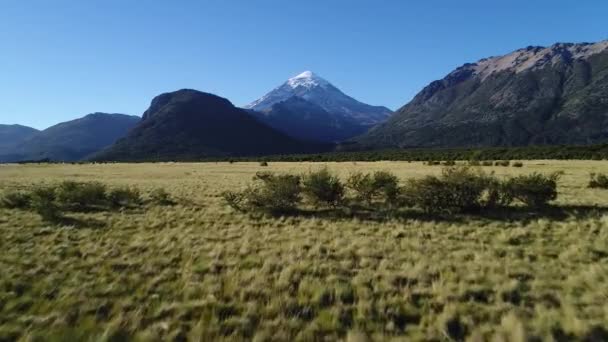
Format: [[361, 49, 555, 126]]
[[246, 71, 392, 142], [0, 124, 39, 155], [249, 96, 370, 142], [93, 89, 329, 161], [357, 40, 608, 148], [1, 113, 140, 162]]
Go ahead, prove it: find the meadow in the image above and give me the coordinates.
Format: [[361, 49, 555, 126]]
[[1, 161, 607, 341]]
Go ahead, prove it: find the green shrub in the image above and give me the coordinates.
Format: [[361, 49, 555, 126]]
[[588, 173, 608, 189], [55, 181, 107, 210], [346, 171, 400, 206], [302, 168, 344, 207], [108, 187, 141, 208], [259, 161, 269, 167], [512, 162, 523, 168], [403, 167, 493, 214], [483, 179, 514, 208], [150, 188, 174, 205], [245, 172, 302, 214], [468, 160, 481, 166], [495, 160, 510, 167], [426, 161, 441, 166], [30, 186, 62, 222], [1, 190, 32, 209], [504, 172, 561, 208], [221, 191, 246, 211], [346, 172, 376, 205], [481, 161, 493, 166], [372, 171, 400, 206]]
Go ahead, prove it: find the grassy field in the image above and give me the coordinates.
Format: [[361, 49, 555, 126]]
[[1, 161, 608, 341]]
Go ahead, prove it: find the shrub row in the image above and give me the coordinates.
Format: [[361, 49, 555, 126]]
[[1, 181, 174, 222], [223, 167, 561, 216]]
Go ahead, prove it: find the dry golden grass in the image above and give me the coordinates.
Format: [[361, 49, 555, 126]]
[[1, 161, 607, 341]]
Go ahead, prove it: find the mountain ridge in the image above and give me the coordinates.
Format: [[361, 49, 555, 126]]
[[356, 40, 608, 148], [0, 113, 140, 162], [92, 89, 330, 161]]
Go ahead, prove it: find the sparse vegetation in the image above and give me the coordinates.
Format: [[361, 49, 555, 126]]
[[589, 172, 608, 189], [0, 161, 607, 340], [512, 161, 524, 167]]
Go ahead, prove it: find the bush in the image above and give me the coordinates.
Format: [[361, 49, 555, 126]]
[[512, 162, 523, 168], [222, 191, 246, 211], [346, 171, 400, 206], [1, 190, 32, 209], [150, 188, 174, 205], [495, 160, 510, 167], [346, 172, 376, 205], [30, 186, 62, 222], [481, 161, 494, 166], [372, 171, 400, 206], [588, 173, 608, 189], [504, 172, 561, 208], [483, 179, 514, 208], [259, 161, 269, 167], [442, 160, 456, 166], [402, 167, 493, 214], [108, 186, 141, 208], [55, 181, 107, 210], [245, 172, 302, 214], [426, 161, 441, 166], [302, 168, 344, 207]]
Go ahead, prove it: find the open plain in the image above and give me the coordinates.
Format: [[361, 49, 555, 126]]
[[1, 161, 607, 341]]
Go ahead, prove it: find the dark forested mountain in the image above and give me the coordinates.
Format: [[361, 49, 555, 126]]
[[246, 71, 392, 142], [0, 124, 39, 156], [357, 40, 608, 148], [0, 113, 140, 162], [92, 89, 329, 161]]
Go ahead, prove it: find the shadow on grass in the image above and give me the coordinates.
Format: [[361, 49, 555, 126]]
[[474, 204, 608, 223], [261, 204, 608, 224]]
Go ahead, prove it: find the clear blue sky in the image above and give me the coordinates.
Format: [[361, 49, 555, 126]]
[[1, 0, 606, 129]]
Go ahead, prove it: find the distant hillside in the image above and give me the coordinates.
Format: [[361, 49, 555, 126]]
[[246, 71, 392, 142], [0, 113, 140, 162], [0, 124, 39, 155], [92, 89, 330, 161], [357, 40, 608, 148]]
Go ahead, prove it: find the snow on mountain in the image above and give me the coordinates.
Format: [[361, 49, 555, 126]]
[[245, 71, 392, 125]]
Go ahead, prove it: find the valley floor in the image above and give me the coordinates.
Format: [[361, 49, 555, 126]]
[[1, 161, 607, 341]]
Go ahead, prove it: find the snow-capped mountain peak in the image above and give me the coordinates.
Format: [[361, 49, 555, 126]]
[[286, 71, 330, 89], [244, 70, 392, 126]]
